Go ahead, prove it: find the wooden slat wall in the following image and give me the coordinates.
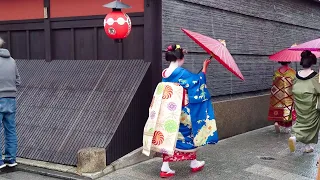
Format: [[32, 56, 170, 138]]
[[0, 13, 144, 61]]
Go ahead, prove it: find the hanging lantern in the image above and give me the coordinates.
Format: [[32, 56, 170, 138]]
[[103, 0, 132, 43]]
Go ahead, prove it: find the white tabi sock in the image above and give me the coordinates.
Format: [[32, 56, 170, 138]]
[[304, 144, 314, 153], [161, 162, 175, 173], [190, 159, 205, 168]]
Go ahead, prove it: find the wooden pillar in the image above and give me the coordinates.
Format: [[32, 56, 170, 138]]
[[71, 28, 75, 60], [6, 31, 11, 52], [118, 42, 123, 60], [26, 30, 30, 60], [144, 0, 162, 91], [93, 27, 98, 60], [44, 0, 52, 61]]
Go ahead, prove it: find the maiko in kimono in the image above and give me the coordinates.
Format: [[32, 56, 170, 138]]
[[142, 44, 218, 178], [268, 61, 296, 133], [289, 50, 320, 153]]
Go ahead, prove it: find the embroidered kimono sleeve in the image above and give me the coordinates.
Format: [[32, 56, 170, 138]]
[[178, 69, 210, 103]]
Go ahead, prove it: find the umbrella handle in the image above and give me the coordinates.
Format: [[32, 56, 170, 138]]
[[198, 56, 213, 73]]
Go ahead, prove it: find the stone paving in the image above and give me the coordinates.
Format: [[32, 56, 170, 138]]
[[0, 170, 59, 180], [100, 126, 318, 180]]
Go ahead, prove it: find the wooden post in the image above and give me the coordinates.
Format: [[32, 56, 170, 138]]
[[118, 42, 123, 60], [44, 0, 52, 62], [144, 0, 162, 91], [71, 28, 75, 60], [26, 30, 30, 60], [93, 27, 98, 60], [6, 31, 11, 52]]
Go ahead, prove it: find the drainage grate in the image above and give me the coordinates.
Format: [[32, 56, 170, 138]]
[[259, 156, 276, 161]]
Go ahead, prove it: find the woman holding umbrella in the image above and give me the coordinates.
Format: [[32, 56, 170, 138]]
[[143, 29, 244, 178], [268, 43, 320, 134], [157, 44, 218, 178], [268, 61, 296, 133], [288, 50, 320, 153]]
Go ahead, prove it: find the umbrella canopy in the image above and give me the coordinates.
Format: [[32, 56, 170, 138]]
[[289, 38, 320, 51], [269, 44, 320, 62], [181, 28, 244, 80]]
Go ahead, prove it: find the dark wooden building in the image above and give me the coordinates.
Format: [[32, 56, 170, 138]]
[[0, 0, 162, 165]]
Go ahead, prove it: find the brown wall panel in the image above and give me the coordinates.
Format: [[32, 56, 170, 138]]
[[52, 29, 72, 60], [74, 28, 94, 60], [30, 31, 45, 59], [123, 26, 144, 59], [11, 31, 27, 59], [0, 0, 43, 21], [51, 0, 144, 18], [97, 28, 118, 60]]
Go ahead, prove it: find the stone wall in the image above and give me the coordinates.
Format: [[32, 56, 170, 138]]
[[162, 0, 320, 96], [213, 95, 271, 139]]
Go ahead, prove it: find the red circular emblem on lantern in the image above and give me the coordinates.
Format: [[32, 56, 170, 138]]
[[104, 11, 132, 40]]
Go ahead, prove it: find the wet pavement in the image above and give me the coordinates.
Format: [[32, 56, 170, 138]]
[[100, 126, 318, 180], [0, 164, 84, 180], [0, 169, 59, 180]]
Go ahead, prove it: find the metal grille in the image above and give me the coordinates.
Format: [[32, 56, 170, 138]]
[[12, 59, 150, 165]]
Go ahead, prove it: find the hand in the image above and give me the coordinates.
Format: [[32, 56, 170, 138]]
[[202, 59, 211, 74], [203, 59, 211, 69]]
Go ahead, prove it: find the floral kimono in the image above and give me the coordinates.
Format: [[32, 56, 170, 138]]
[[143, 67, 218, 162], [268, 67, 296, 127]]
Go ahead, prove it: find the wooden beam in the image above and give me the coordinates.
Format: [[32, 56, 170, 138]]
[[93, 27, 98, 60], [118, 42, 123, 60], [144, 0, 162, 91], [26, 30, 30, 60], [7, 31, 11, 52], [44, 0, 52, 62], [71, 28, 75, 60]]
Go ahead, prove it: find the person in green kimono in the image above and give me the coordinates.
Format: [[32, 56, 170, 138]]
[[288, 50, 320, 153]]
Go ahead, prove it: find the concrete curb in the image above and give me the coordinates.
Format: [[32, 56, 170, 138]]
[[83, 147, 156, 179], [17, 157, 77, 174]]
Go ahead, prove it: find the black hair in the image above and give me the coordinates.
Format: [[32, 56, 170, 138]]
[[300, 50, 317, 68], [165, 44, 184, 62], [279, 61, 291, 66]]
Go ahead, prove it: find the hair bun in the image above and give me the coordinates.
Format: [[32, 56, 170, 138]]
[[166, 44, 177, 52], [165, 44, 184, 62], [301, 50, 312, 58]]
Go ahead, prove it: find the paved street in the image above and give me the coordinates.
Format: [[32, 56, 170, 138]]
[[0, 170, 59, 180], [101, 126, 318, 180]]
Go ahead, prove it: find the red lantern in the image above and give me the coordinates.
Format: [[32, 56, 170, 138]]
[[103, 1, 132, 42], [104, 11, 132, 40]]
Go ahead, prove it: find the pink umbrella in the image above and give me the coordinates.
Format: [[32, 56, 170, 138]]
[[289, 38, 320, 51], [270, 43, 320, 62], [181, 28, 244, 80]]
